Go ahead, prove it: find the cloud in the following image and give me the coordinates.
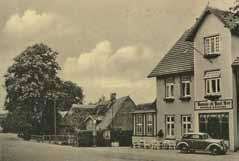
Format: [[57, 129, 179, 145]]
[[3, 9, 74, 37], [62, 40, 156, 103]]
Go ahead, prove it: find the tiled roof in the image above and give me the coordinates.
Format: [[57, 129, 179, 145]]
[[148, 7, 239, 78], [64, 96, 134, 130], [148, 30, 194, 77], [187, 7, 239, 41], [96, 96, 130, 130]]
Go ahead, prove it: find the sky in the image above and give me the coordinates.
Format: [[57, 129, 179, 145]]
[[0, 0, 236, 110]]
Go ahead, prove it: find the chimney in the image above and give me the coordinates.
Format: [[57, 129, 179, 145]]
[[110, 93, 117, 102]]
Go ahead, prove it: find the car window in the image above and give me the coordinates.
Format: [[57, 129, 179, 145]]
[[182, 134, 189, 139], [191, 134, 200, 139]]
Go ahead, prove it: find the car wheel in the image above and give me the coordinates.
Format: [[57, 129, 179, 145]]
[[180, 145, 188, 153], [211, 147, 220, 155]]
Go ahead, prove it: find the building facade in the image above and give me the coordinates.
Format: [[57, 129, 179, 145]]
[[147, 7, 239, 151], [63, 94, 136, 132], [131, 101, 157, 143]]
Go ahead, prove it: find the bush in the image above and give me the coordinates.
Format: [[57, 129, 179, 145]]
[[77, 129, 133, 147], [22, 132, 31, 140], [78, 130, 93, 147], [110, 129, 132, 146]]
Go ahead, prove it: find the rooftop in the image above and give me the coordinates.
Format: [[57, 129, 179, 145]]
[[148, 29, 193, 78], [148, 7, 239, 78]]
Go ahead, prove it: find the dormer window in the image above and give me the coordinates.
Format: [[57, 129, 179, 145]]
[[204, 35, 220, 58]]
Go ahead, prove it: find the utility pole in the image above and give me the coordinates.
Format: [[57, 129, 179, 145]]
[[53, 94, 57, 143]]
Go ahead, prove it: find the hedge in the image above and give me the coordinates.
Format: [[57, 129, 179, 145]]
[[77, 129, 132, 147]]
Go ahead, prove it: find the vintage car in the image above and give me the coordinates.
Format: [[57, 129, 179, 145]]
[[176, 132, 228, 155]]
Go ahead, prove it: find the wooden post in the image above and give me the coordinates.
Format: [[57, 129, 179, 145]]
[[54, 98, 57, 142]]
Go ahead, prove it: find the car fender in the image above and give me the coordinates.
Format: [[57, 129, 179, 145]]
[[176, 142, 189, 149], [205, 143, 223, 151]]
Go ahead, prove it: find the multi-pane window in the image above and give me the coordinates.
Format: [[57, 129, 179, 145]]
[[204, 35, 220, 55], [199, 113, 229, 140], [165, 78, 175, 98], [166, 115, 175, 138], [182, 115, 192, 134], [181, 76, 191, 97], [134, 113, 156, 136], [135, 114, 144, 136], [205, 70, 221, 95], [146, 113, 153, 136]]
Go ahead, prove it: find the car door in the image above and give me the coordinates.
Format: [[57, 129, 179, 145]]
[[190, 134, 202, 150], [196, 134, 208, 150]]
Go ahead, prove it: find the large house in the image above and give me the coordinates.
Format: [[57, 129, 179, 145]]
[[133, 6, 239, 151], [62, 94, 136, 133]]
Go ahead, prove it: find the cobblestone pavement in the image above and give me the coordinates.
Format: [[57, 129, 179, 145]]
[[1, 133, 239, 161]]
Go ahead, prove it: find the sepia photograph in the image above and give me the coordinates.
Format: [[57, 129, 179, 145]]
[[1, 0, 239, 161]]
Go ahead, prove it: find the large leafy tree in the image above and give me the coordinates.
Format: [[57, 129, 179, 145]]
[[58, 81, 84, 111], [4, 43, 83, 134]]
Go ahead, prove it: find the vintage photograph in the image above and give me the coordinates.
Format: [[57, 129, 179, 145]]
[[1, 0, 239, 161]]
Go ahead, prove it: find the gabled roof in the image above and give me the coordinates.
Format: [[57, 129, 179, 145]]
[[84, 115, 104, 122], [187, 7, 239, 41], [148, 30, 194, 78], [64, 96, 135, 130], [58, 111, 68, 118], [148, 7, 239, 78], [96, 96, 132, 130]]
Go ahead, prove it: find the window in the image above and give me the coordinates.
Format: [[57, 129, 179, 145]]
[[204, 35, 220, 55], [165, 78, 175, 98], [135, 114, 144, 136], [205, 71, 221, 96], [181, 75, 191, 97], [206, 78, 221, 95], [191, 134, 201, 139], [134, 113, 156, 136], [146, 113, 153, 136], [199, 113, 229, 140], [166, 115, 175, 138], [181, 115, 192, 135]]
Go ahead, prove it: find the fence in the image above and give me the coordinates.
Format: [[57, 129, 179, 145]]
[[31, 135, 78, 146]]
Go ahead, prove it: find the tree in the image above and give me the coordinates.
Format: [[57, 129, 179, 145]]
[[58, 81, 84, 111], [4, 43, 84, 135], [4, 43, 61, 134], [2, 109, 32, 134]]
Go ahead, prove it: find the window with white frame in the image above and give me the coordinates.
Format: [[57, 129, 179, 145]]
[[182, 115, 192, 134], [204, 35, 220, 55], [146, 113, 153, 136], [205, 70, 221, 95], [166, 115, 175, 138], [135, 114, 144, 136], [181, 76, 191, 97], [165, 78, 175, 98]]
